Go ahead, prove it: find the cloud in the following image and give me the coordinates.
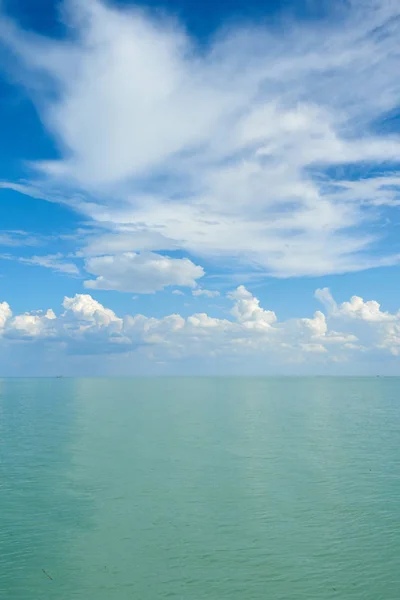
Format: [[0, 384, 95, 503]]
[[0, 230, 40, 247], [192, 288, 220, 298], [228, 285, 277, 329], [8, 309, 56, 339], [84, 251, 204, 293], [314, 287, 337, 313], [0, 251, 80, 275], [2, 284, 398, 370], [19, 253, 80, 275], [62, 293, 121, 327], [337, 296, 399, 322], [79, 228, 178, 256], [0, 182, 52, 202], [1, 0, 400, 281], [0, 301, 11, 329]]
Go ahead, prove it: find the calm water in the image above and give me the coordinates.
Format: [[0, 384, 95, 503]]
[[0, 377, 399, 599]]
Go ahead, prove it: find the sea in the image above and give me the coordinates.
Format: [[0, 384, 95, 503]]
[[1, 377, 399, 599]]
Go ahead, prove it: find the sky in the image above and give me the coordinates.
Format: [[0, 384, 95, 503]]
[[0, 0, 400, 375]]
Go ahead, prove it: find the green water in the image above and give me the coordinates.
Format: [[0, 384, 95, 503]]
[[1, 377, 399, 599]]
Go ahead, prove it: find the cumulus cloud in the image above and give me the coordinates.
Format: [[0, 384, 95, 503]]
[[0, 301, 12, 329], [1, 0, 400, 281], [228, 285, 277, 329], [337, 296, 399, 322], [8, 309, 56, 339], [315, 287, 400, 355], [84, 252, 204, 293], [62, 294, 121, 327], [1, 285, 398, 369]]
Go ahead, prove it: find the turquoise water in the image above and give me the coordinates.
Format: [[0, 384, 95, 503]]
[[1, 377, 399, 599]]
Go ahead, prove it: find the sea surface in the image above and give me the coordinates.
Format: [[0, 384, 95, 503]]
[[0, 377, 399, 599]]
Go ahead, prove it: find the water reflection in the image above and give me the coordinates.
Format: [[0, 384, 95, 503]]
[[1, 377, 399, 600], [0, 378, 92, 599]]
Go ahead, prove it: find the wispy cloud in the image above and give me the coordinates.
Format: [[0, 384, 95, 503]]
[[21, 253, 80, 275], [1, 252, 80, 275], [0, 230, 41, 247], [192, 288, 220, 298], [1, 0, 400, 284]]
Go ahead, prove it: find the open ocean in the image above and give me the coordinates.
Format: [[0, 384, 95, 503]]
[[1, 377, 399, 599]]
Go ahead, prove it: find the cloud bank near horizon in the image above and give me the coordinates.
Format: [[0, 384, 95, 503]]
[[1, 286, 399, 374]]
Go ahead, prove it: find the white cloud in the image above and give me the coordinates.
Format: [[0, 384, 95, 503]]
[[0, 181, 54, 202], [315, 287, 400, 355], [79, 228, 178, 256], [192, 288, 220, 298], [62, 294, 121, 327], [228, 285, 277, 329], [84, 251, 204, 293], [9, 309, 56, 339], [337, 296, 399, 322], [320, 291, 400, 357], [0, 251, 80, 275], [1, 0, 400, 280], [0, 285, 399, 370], [20, 253, 80, 275], [300, 311, 327, 337], [0, 301, 12, 329], [300, 343, 328, 354], [0, 230, 40, 247], [314, 287, 337, 313], [1, 285, 399, 365]]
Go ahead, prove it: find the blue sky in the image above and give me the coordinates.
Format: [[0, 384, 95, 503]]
[[1, 0, 400, 375]]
